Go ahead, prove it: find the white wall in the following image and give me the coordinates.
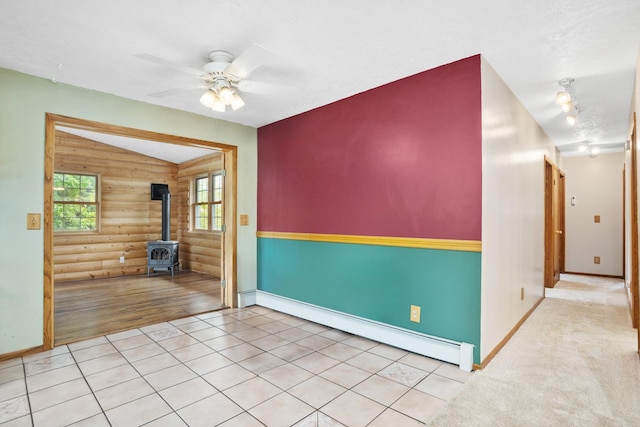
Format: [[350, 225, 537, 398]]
[[0, 68, 258, 355], [480, 57, 561, 361], [564, 153, 624, 276]]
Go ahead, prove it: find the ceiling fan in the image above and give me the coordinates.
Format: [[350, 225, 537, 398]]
[[136, 44, 273, 112]]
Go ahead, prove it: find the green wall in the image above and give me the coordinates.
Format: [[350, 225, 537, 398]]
[[0, 68, 258, 354], [258, 237, 481, 363]]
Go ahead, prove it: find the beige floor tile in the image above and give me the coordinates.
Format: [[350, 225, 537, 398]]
[[219, 343, 264, 362], [170, 342, 215, 363], [368, 408, 424, 426], [239, 352, 286, 374], [352, 374, 410, 406], [243, 315, 276, 327], [296, 335, 336, 351], [256, 321, 294, 334], [203, 364, 256, 390], [144, 364, 196, 391], [185, 352, 234, 376], [289, 376, 346, 409], [218, 412, 265, 427], [77, 352, 128, 376], [29, 377, 91, 411], [130, 352, 181, 376], [390, 389, 446, 422], [224, 376, 282, 410], [345, 352, 393, 373], [251, 334, 291, 351], [202, 334, 245, 351], [293, 352, 340, 374], [143, 412, 188, 427], [279, 317, 309, 328], [268, 343, 314, 362], [106, 328, 143, 342], [398, 353, 443, 373], [318, 329, 352, 342], [94, 377, 155, 411], [0, 395, 30, 424], [341, 336, 378, 351], [0, 359, 23, 370], [145, 326, 185, 342], [414, 373, 465, 401], [69, 412, 111, 426], [32, 394, 102, 427], [159, 377, 218, 410], [367, 343, 409, 360], [26, 364, 83, 392], [293, 411, 346, 426], [169, 316, 201, 326], [318, 342, 363, 362], [0, 365, 24, 385], [318, 363, 371, 389], [433, 362, 474, 383], [140, 322, 175, 333], [217, 321, 254, 333], [110, 333, 154, 351], [232, 327, 270, 342], [157, 333, 200, 351], [275, 327, 313, 342], [120, 342, 166, 363], [71, 342, 118, 363], [300, 323, 330, 334], [377, 362, 428, 387], [249, 392, 314, 427], [177, 393, 243, 427], [105, 393, 172, 427], [0, 379, 26, 406], [189, 326, 228, 341], [24, 353, 75, 376], [260, 363, 314, 390], [85, 363, 140, 392], [176, 320, 211, 333], [2, 414, 36, 427], [66, 336, 108, 352], [321, 390, 385, 427]]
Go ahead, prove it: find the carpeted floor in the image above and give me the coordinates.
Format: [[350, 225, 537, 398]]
[[429, 274, 640, 426]]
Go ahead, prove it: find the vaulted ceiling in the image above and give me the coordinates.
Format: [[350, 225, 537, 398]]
[[2, 1, 639, 157]]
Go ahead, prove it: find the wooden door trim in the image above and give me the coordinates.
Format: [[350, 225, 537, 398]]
[[631, 113, 639, 335], [43, 113, 238, 350]]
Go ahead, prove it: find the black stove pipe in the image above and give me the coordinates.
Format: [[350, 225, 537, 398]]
[[161, 192, 170, 241]]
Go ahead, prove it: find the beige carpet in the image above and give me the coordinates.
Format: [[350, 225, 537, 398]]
[[429, 274, 640, 426]]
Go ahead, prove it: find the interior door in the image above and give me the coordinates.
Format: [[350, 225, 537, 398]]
[[545, 158, 565, 288]]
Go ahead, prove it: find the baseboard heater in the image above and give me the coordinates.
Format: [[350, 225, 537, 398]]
[[241, 290, 473, 371]]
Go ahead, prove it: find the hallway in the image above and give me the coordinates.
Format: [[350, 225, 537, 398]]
[[430, 274, 640, 425]]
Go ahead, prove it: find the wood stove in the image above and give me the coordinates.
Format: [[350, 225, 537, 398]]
[[147, 184, 179, 277]]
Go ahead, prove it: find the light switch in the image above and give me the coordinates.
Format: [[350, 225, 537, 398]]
[[594, 215, 600, 223], [240, 214, 249, 226], [27, 213, 41, 230]]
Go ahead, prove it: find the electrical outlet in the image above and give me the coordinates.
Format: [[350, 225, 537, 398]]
[[120, 256, 125, 264], [594, 215, 601, 223], [240, 214, 249, 226], [410, 305, 421, 323], [594, 256, 600, 264]]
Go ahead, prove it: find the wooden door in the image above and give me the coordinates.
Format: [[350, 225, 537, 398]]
[[545, 158, 565, 288]]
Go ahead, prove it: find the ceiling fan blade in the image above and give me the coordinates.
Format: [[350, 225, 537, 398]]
[[147, 85, 208, 98], [135, 53, 204, 78], [226, 44, 274, 79]]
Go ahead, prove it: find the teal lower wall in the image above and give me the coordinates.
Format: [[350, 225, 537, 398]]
[[257, 237, 481, 363]]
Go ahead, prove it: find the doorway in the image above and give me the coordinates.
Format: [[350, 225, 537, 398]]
[[43, 114, 238, 349], [544, 157, 566, 288]]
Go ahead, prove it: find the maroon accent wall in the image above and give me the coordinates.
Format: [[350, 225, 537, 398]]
[[258, 55, 482, 241]]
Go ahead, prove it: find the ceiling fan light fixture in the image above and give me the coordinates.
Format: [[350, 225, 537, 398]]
[[218, 85, 234, 104], [555, 91, 572, 105], [199, 90, 216, 108], [231, 93, 245, 110], [561, 100, 574, 113], [566, 113, 577, 126]]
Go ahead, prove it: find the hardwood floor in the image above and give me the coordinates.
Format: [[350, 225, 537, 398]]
[[54, 271, 224, 346]]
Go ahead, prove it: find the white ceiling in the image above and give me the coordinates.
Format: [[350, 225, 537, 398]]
[[2, 0, 640, 158]]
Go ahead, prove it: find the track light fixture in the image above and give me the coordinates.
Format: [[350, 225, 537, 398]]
[[555, 77, 579, 125], [577, 140, 599, 158], [199, 78, 245, 112]]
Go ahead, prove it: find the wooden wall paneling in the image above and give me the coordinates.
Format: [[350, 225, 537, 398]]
[[53, 131, 178, 282]]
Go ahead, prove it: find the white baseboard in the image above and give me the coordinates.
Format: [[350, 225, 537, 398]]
[[252, 290, 473, 371]]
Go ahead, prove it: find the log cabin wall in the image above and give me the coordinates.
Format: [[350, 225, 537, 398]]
[[54, 131, 178, 282], [176, 152, 223, 278]]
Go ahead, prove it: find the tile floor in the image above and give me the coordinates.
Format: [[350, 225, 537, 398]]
[[0, 306, 472, 426]]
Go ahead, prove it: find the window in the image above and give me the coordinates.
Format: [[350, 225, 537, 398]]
[[53, 172, 98, 232], [192, 172, 224, 231]]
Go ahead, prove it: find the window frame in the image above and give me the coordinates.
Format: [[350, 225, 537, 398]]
[[191, 171, 224, 233], [53, 171, 100, 234]]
